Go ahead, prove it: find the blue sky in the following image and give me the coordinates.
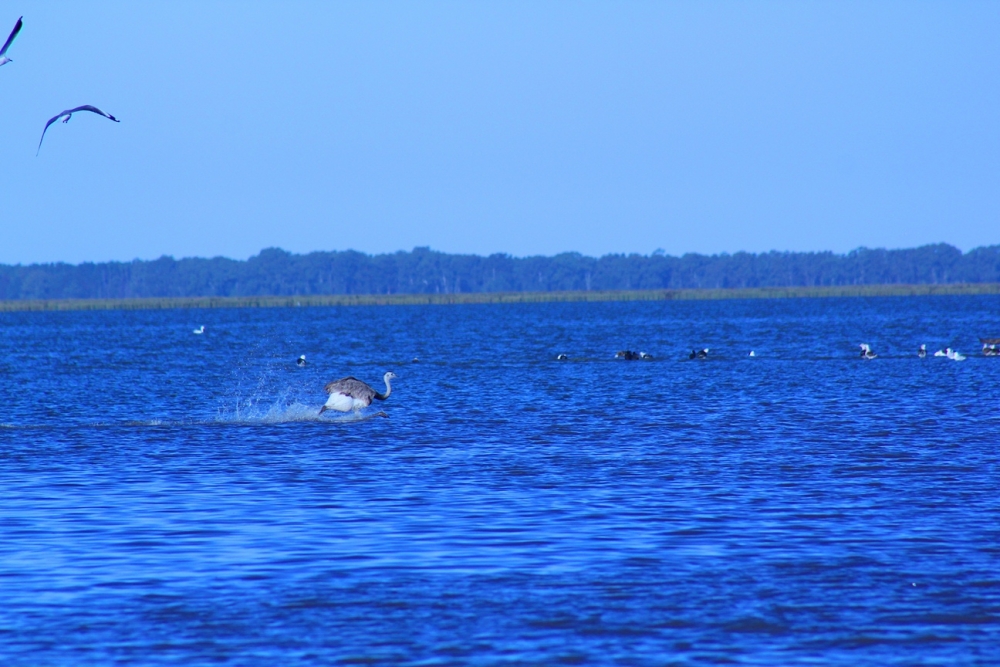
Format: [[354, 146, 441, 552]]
[[1, 1, 997, 264]]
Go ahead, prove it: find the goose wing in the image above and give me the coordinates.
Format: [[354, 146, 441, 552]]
[[0, 16, 21, 57], [324, 377, 376, 400]]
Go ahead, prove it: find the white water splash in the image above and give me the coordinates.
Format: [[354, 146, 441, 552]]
[[216, 397, 385, 424]]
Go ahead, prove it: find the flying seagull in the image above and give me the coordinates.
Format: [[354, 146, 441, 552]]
[[0, 16, 22, 67], [37, 105, 120, 155]]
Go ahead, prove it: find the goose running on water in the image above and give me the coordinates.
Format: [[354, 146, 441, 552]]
[[320, 372, 397, 414]]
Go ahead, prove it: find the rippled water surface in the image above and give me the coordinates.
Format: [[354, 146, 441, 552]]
[[2, 297, 999, 665]]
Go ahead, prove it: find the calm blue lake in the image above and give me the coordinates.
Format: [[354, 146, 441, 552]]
[[2, 297, 999, 665]]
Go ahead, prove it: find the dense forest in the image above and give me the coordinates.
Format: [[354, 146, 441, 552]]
[[1, 244, 998, 300]]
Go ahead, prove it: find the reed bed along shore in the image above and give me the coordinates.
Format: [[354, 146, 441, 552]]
[[2, 283, 999, 312]]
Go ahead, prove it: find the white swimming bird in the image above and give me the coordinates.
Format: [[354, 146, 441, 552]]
[[320, 372, 396, 414], [37, 105, 120, 155], [0, 16, 22, 67], [934, 348, 947, 357], [859, 343, 877, 359], [748, 350, 756, 357], [946, 349, 966, 361], [193, 325, 204, 334]]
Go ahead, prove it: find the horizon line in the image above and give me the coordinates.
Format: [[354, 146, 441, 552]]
[[1, 241, 987, 268]]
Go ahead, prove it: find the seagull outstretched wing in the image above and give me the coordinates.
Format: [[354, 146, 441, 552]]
[[68, 105, 119, 122], [37, 105, 120, 156], [0, 16, 21, 58]]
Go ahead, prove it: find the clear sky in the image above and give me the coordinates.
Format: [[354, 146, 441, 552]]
[[1, 1, 998, 264]]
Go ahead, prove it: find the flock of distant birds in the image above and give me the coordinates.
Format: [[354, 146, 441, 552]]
[[602, 342, 998, 363], [1, 17, 121, 155], [190, 320, 998, 420]]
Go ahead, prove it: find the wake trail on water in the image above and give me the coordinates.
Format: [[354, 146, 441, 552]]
[[215, 398, 387, 424]]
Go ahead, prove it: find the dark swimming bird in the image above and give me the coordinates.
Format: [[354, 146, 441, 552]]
[[296, 355, 307, 367], [616, 350, 641, 360], [37, 105, 120, 155], [690, 348, 708, 359], [980, 339, 1000, 356], [0, 16, 22, 67], [918, 344, 927, 358], [320, 372, 396, 414]]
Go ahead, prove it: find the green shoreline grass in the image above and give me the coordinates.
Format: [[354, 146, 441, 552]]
[[1, 283, 999, 311]]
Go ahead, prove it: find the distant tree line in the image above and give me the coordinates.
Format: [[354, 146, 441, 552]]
[[1, 243, 998, 300]]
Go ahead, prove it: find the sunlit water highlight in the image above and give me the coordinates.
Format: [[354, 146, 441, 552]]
[[1, 298, 999, 665]]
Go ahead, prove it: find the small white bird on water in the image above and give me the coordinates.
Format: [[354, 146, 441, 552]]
[[37, 105, 120, 155], [320, 372, 396, 414], [946, 348, 966, 361], [193, 325, 204, 334], [0, 16, 22, 67]]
